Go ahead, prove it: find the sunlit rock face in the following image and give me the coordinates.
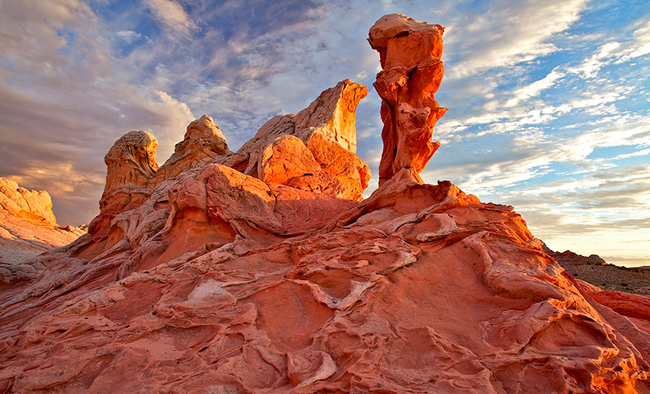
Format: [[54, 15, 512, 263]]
[[227, 79, 370, 201], [0, 178, 85, 282], [1, 14, 650, 394], [154, 115, 233, 181], [0, 177, 57, 226], [369, 13, 448, 186], [88, 130, 159, 237]]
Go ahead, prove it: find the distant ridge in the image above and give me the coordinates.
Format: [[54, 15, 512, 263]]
[[0, 177, 85, 272]]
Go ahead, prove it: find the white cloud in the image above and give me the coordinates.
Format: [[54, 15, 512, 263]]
[[143, 0, 196, 36], [0, 0, 196, 225], [0, 0, 648, 266], [505, 69, 564, 107], [619, 19, 650, 61], [613, 148, 650, 160], [116, 30, 142, 43], [568, 41, 621, 78], [500, 164, 650, 266], [446, 0, 589, 78]]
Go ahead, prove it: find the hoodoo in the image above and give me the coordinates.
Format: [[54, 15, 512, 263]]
[[0, 14, 649, 394], [369, 13, 448, 186]]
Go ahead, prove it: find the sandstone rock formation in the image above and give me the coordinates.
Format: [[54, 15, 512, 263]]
[[227, 79, 370, 201], [154, 115, 233, 181], [88, 130, 159, 237], [1, 13, 650, 394], [0, 178, 57, 227], [369, 13, 448, 185], [0, 178, 84, 278], [2, 170, 649, 392], [546, 245, 608, 266]]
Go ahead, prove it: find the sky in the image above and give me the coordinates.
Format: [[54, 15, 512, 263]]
[[0, 0, 649, 267]]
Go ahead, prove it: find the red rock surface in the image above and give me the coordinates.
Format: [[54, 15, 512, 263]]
[[154, 115, 233, 181], [369, 13, 448, 186], [0, 178, 85, 282], [88, 130, 159, 238], [1, 13, 650, 394], [227, 79, 370, 201]]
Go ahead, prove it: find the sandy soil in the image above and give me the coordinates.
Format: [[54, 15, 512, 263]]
[[560, 262, 650, 295]]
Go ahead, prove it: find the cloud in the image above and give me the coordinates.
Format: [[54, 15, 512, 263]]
[[0, 0, 648, 267], [445, 0, 589, 78], [429, 114, 650, 194], [0, 0, 195, 225], [143, 0, 196, 36], [619, 19, 650, 61], [431, 118, 650, 266], [568, 41, 621, 78], [116, 30, 142, 44], [613, 148, 650, 160], [505, 69, 564, 107]]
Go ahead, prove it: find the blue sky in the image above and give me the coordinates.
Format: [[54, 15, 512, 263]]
[[1, 0, 649, 266]]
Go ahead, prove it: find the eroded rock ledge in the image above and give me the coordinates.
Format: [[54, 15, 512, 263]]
[[0, 13, 649, 394]]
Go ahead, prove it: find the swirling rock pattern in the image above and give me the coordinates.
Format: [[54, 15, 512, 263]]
[[1, 13, 650, 394], [1, 173, 649, 392]]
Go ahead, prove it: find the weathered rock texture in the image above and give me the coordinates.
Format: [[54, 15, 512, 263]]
[[1, 14, 650, 394], [227, 79, 370, 201], [0, 178, 57, 227], [155, 115, 233, 181], [88, 130, 159, 237], [369, 13, 448, 185], [2, 170, 650, 392], [0, 178, 84, 278]]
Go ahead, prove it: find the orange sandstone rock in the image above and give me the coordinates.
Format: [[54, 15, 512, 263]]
[[88, 130, 159, 237], [369, 13, 448, 185], [0, 178, 84, 283], [1, 173, 649, 392], [155, 115, 232, 181], [1, 13, 649, 394], [259, 135, 324, 189], [228, 79, 370, 200], [0, 177, 57, 226]]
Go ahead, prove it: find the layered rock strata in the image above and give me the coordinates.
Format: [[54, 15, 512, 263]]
[[0, 178, 84, 275], [1, 170, 649, 392], [1, 13, 649, 394], [369, 13, 448, 185], [88, 130, 159, 237]]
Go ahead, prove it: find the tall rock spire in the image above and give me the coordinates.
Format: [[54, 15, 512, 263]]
[[369, 13, 448, 186]]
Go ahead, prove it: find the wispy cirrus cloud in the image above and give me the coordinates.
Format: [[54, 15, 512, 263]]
[[498, 162, 650, 266], [444, 0, 589, 78], [505, 69, 564, 107], [143, 0, 196, 36], [618, 19, 650, 61]]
